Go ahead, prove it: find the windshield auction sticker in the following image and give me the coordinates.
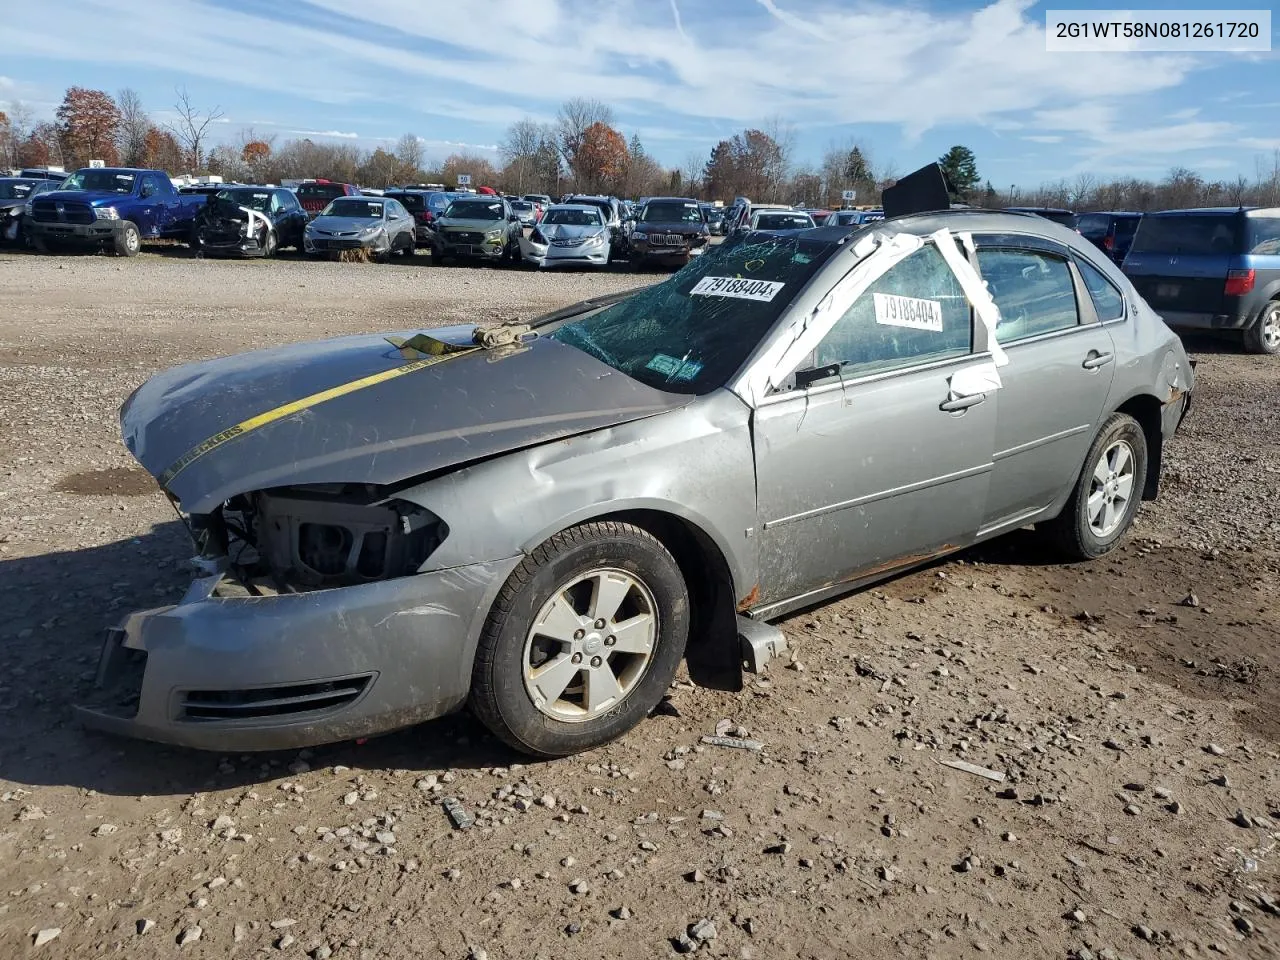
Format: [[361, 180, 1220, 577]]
[[1046, 9, 1270, 51], [690, 276, 785, 301], [873, 293, 943, 331]]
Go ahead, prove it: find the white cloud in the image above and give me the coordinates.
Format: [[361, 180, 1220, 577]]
[[1022, 135, 1063, 143], [290, 128, 359, 140], [6, 0, 1208, 137]]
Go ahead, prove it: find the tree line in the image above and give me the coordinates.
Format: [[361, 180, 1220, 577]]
[[3, 86, 1278, 212]]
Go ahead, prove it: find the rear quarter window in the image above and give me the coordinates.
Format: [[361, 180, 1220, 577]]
[[1246, 217, 1280, 255], [1076, 214, 1109, 238], [1130, 214, 1240, 256]]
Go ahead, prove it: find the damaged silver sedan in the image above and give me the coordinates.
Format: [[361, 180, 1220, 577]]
[[81, 209, 1193, 757]]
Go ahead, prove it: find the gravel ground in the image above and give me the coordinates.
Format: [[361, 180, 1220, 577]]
[[0, 248, 1278, 960]]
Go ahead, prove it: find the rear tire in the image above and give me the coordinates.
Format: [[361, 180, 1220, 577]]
[[113, 221, 141, 257], [1243, 301, 1280, 355], [469, 521, 690, 757], [1042, 412, 1147, 561]]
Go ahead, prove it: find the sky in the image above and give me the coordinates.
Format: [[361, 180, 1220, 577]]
[[3, 0, 1279, 189]]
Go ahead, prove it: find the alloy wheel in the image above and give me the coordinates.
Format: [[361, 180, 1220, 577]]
[[1087, 439, 1136, 538], [522, 568, 658, 722]]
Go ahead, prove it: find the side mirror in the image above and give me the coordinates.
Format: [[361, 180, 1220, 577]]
[[508, 213, 519, 222]]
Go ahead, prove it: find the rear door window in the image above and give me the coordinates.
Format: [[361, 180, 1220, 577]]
[[815, 242, 972, 378], [977, 248, 1080, 342], [1130, 214, 1240, 256]]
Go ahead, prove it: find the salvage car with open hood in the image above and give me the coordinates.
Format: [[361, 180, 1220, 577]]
[[82, 208, 1194, 758]]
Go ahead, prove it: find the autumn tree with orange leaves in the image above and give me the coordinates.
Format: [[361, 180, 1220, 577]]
[[574, 121, 627, 194], [56, 87, 121, 167]]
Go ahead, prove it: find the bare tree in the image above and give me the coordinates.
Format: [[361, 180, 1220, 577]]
[[1071, 172, 1097, 209], [116, 87, 151, 166], [761, 114, 796, 200], [682, 151, 704, 198], [4, 100, 34, 167], [394, 133, 425, 176], [167, 86, 225, 171], [500, 118, 546, 193]]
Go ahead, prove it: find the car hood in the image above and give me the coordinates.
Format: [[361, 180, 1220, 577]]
[[308, 215, 383, 233], [537, 222, 606, 241], [121, 325, 690, 514], [438, 217, 505, 231], [39, 189, 131, 206], [0, 198, 27, 212]]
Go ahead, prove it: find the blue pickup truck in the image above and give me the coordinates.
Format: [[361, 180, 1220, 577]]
[[26, 167, 207, 257]]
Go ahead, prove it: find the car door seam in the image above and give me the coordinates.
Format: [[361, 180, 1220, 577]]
[[992, 423, 1091, 461], [762, 461, 994, 529]]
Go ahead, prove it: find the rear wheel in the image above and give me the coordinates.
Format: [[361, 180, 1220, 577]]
[[1042, 412, 1147, 560], [1244, 301, 1280, 355], [469, 521, 690, 757], [113, 221, 141, 257]]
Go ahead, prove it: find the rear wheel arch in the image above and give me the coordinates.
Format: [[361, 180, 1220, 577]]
[[1114, 394, 1163, 500]]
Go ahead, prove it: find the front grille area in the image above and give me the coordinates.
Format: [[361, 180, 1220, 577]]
[[315, 239, 365, 250], [445, 231, 484, 245], [178, 674, 373, 722], [32, 199, 95, 224], [550, 237, 587, 247]]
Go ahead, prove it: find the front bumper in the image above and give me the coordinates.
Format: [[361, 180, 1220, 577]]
[[304, 235, 386, 254], [28, 219, 123, 244], [434, 236, 506, 259], [76, 557, 520, 751], [632, 242, 705, 267], [202, 234, 267, 258], [521, 239, 609, 268]]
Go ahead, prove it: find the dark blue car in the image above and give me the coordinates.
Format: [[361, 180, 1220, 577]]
[[1075, 211, 1142, 265], [1122, 207, 1280, 355]]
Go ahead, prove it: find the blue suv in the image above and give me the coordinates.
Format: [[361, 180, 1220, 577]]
[[1122, 207, 1280, 355]]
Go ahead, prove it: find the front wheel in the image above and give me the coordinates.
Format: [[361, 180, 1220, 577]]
[[470, 521, 690, 757], [1244, 301, 1280, 355], [1042, 412, 1147, 560], [114, 221, 141, 257], [262, 229, 278, 258]]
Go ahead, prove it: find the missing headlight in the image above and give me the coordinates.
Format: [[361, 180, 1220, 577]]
[[232, 486, 446, 590]]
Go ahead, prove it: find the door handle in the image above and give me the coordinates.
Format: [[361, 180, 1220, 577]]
[[1082, 351, 1114, 370], [939, 392, 986, 412]]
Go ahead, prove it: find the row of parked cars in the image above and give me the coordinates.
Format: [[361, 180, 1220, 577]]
[[4, 165, 1276, 354]]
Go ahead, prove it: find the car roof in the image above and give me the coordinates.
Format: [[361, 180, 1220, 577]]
[[1078, 210, 1142, 217], [1146, 206, 1280, 218], [548, 203, 603, 212], [1005, 206, 1074, 214], [645, 196, 699, 204]]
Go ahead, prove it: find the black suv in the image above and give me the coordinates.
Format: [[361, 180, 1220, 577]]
[[1076, 211, 1142, 265], [1122, 206, 1280, 355]]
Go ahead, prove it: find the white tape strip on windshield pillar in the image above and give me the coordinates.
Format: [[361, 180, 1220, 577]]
[[739, 231, 924, 405], [932, 228, 1008, 368]]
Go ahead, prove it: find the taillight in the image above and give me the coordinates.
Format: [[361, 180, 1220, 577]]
[[1103, 234, 1114, 251], [415, 211, 430, 223], [1225, 268, 1255, 296]]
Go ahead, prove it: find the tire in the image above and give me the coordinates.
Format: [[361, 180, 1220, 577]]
[[400, 234, 415, 257], [113, 221, 141, 257], [470, 521, 690, 757], [262, 229, 278, 258], [1243, 301, 1280, 355], [1042, 412, 1147, 561]]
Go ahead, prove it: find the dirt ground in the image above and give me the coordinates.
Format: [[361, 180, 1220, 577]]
[[0, 247, 1277, 960]]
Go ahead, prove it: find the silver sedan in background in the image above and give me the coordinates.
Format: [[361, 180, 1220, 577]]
[[303, 196, 417, 261], [520, 204, 612, 268]]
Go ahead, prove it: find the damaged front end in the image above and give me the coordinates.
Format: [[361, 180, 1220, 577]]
[[195, 199, 273, 257], [79, 323, 689, 750], [79, 481, 521, 751]]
